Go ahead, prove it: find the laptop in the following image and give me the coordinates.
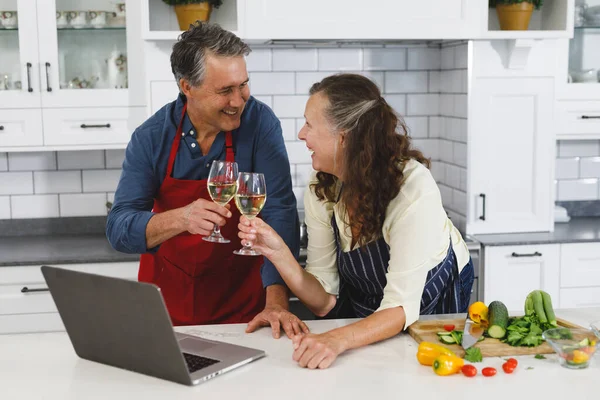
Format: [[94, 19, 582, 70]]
[[41, 265, 265, 386]]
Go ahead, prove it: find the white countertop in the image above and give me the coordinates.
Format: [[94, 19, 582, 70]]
[[2, 308, 600, 399]]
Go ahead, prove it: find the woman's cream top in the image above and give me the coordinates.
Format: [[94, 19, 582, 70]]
[[303, 159, 470, 329]]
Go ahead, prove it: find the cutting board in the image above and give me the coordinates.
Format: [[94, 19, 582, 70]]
[[408, 317, 583, 357]]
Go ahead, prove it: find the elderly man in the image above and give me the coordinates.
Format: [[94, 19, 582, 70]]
[[107, 22, 305, 339]]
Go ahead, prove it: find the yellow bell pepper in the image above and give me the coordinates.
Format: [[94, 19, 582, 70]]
[[468, 301, 489, 324], [432, 354, 465, 376], [416, 341, 456, 366], [571, 350, 590, 364]]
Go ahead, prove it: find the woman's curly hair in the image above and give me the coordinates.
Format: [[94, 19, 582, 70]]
[[309, 74, 430, 247]]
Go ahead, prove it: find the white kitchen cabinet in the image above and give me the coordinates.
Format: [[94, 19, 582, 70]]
[[243, 0, 483, 41], [467, 77, 554, 235], [0, 261, 138, 334], [0, 0, 146, 150], [555, 100, 600, 140], [0, 109, 43, 146], [484, 244, 560, 313], [559, 243, 600, 309]]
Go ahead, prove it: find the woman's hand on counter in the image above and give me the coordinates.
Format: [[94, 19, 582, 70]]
[[291, 331, 347, 369]]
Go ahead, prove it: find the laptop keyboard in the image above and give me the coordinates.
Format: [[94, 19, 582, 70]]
[[182, 352, 220, 373]]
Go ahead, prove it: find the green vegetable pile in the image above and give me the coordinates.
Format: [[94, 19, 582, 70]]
[[501, 290, 558, 347], [464, 347, 482, 363]]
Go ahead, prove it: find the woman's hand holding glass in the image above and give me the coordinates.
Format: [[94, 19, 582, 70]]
[[237, 215, 286, 259], [233, 172, 267, 256]]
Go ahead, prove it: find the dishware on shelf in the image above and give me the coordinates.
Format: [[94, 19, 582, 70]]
[[89, 11, 107, 28], [575, 3, 588, 27], [203, 160, 239, 244], [0, 73, 11, 90], [56, 11, 68, 28], [106, 49, 128, 89], [68, 11, 87, 29], [542, 328, 597, 369], [1, 11, 17, 29], [233, 172, 267, 256], [109, 3, 126, 27], [570, 69, 598, 83], [585, 5, 600, 25]]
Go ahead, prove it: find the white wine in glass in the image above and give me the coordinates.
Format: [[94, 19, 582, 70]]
[[233, 172, 266, 256], [203, 160, 238, 243]]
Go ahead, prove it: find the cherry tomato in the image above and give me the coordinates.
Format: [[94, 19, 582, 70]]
[[502, 362, 515, 374], [443, 324, 455, 332], [461, 364, 477, 377], [482, 367, 497, 377], [506, 358, 518, 368]]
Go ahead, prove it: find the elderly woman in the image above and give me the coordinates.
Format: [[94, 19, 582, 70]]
[[238, 73, 474, 369]]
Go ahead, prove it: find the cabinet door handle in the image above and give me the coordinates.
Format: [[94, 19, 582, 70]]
[[21, 286, 50, 293], [511, 251, 542, 258], [581, 115, 600, 119], [479, 193, 486, 221], [0, 126, 4, 131], [26, 62, 33, 92], [80, 123, 111, 129], [45, 62, 52, 92]]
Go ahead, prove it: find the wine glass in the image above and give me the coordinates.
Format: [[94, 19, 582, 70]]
[[203, 160, 238, 243], [233, 172, 267, 256]]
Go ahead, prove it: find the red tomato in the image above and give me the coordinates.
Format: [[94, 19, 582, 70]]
[[482, 367, 497, 377], [461, 364, 477, 377], [502, 362, 515, 374], [443, 324, 455, 332], [506, 358, 518, 368]]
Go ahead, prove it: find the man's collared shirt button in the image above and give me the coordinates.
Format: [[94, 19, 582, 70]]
[[206, 163, 210, 168], [191, 143, 196, 148], [189, 130, 194, 136]]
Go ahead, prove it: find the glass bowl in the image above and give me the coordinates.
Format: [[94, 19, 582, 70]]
[[542, 328, 597, 369], [591, 321, 600, 339]]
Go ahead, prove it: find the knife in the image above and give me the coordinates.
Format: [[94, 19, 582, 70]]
[[461, 317, 484, 350]]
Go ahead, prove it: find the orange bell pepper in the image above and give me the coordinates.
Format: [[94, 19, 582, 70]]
[[468, 301, 489, 324], [432, 354, 465, 376], [416, 341, 456, 366]]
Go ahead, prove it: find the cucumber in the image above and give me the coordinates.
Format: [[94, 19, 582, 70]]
[[437, 331, 453, 336], [579, 338, 590, 347], [531, 290, 548, 323], [487, 301, 509, 339], [525, 293, 535, 316], [439, 335, 456, 345], [540, 290, 557, 327]]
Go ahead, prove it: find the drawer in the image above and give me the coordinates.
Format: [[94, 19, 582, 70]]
[[0, 284, 56, 315], [0, 313, 64, 335], [0, 109, 43, 147], [559, 287, 600, 309], [556, 101, 600, 139], [42, 107, 146, 146], [560, 243, 600, 288], [0, 262, 139, 286]]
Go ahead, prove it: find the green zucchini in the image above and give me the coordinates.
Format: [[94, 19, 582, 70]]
[[487, 301, 509, 339], [437, 331, 453, 336], [540, 290, 557, 327], [439, 335, 456, 345], [531, 290, 548, 323]]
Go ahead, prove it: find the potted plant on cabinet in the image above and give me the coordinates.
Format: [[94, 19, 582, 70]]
[[162, 0, 224, 30], [489, 0, 543, 30]]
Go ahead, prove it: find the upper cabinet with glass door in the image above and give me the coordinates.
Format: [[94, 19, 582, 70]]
[[36, 0, 144, 108]]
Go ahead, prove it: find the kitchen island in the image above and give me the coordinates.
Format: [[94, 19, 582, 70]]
[[2, 308, 599, 399]]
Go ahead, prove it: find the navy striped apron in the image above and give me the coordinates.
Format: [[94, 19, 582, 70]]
[[328, 213, 474, 319]]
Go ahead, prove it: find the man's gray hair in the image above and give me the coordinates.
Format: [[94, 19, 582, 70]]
[[171, 21, 251, 90]]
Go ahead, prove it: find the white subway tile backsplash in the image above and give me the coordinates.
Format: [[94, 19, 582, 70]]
[[363, 48, 406, 71], [429, 117, 442, 138], [384, 71, 428, 94], [439, 140, 454, 164], [107, 192, 115, 204], [459, 167, 467, 192], [246, 49, 272, 72], [57, 151, 104, 170], [429, 71, 440, 93], [82, 170, 122, 193], [404, 117, 428, 138], [438, 184, 453, 208], [407, 94, 439, 116], [0, 172, 33, 195], [254, 96, 273, 108], [412, 138, 439, 160], [11, 195, 59, 219], [290, 165, 297, 187], [273, 95, 309, 118], [453, 189, 467, 213], [557, 179, 599, 201], [59, 193, 107, 217], [430, 162, 444, 183], [8, 152, 56, 171], [384, 94, 407, 115], [445, 164, 461, 189], [455, 44, 468, 69], [0, 153, 7, 171], [105, 149, 126, 169], [295, 164, 313, 188], [285, 141, 312, 164], [296, 118, 306, 136], [558, 140, 600, 157], [441, 46, 455, 70], [0, 196, 10, 219], [273, 49, 318, 71], [448, 70, 464, 94], [453, 142, 467, 168], [408, 48, 440, 70], [250, 72, 295, 95], [280, 118, 298, 142], [454, 95, 468, 118], [318, 48, 362, 71], [34, 171, 81, 194], [295, 72, 331, 95], [439, 94, 454, 116], [580, 157, 600, 179], [293, 187, 305, 210], [555, 158, 579, 180], [357, 71, 385, 91]]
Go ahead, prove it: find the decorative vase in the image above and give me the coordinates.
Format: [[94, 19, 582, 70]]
[[174, 3, 212, 30], [496, 2, 534, 30]]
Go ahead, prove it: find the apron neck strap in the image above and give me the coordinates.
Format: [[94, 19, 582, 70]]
[[225, 131, 234, 162]]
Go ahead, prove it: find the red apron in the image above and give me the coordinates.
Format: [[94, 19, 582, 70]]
[[139, 103, 265, 326]]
